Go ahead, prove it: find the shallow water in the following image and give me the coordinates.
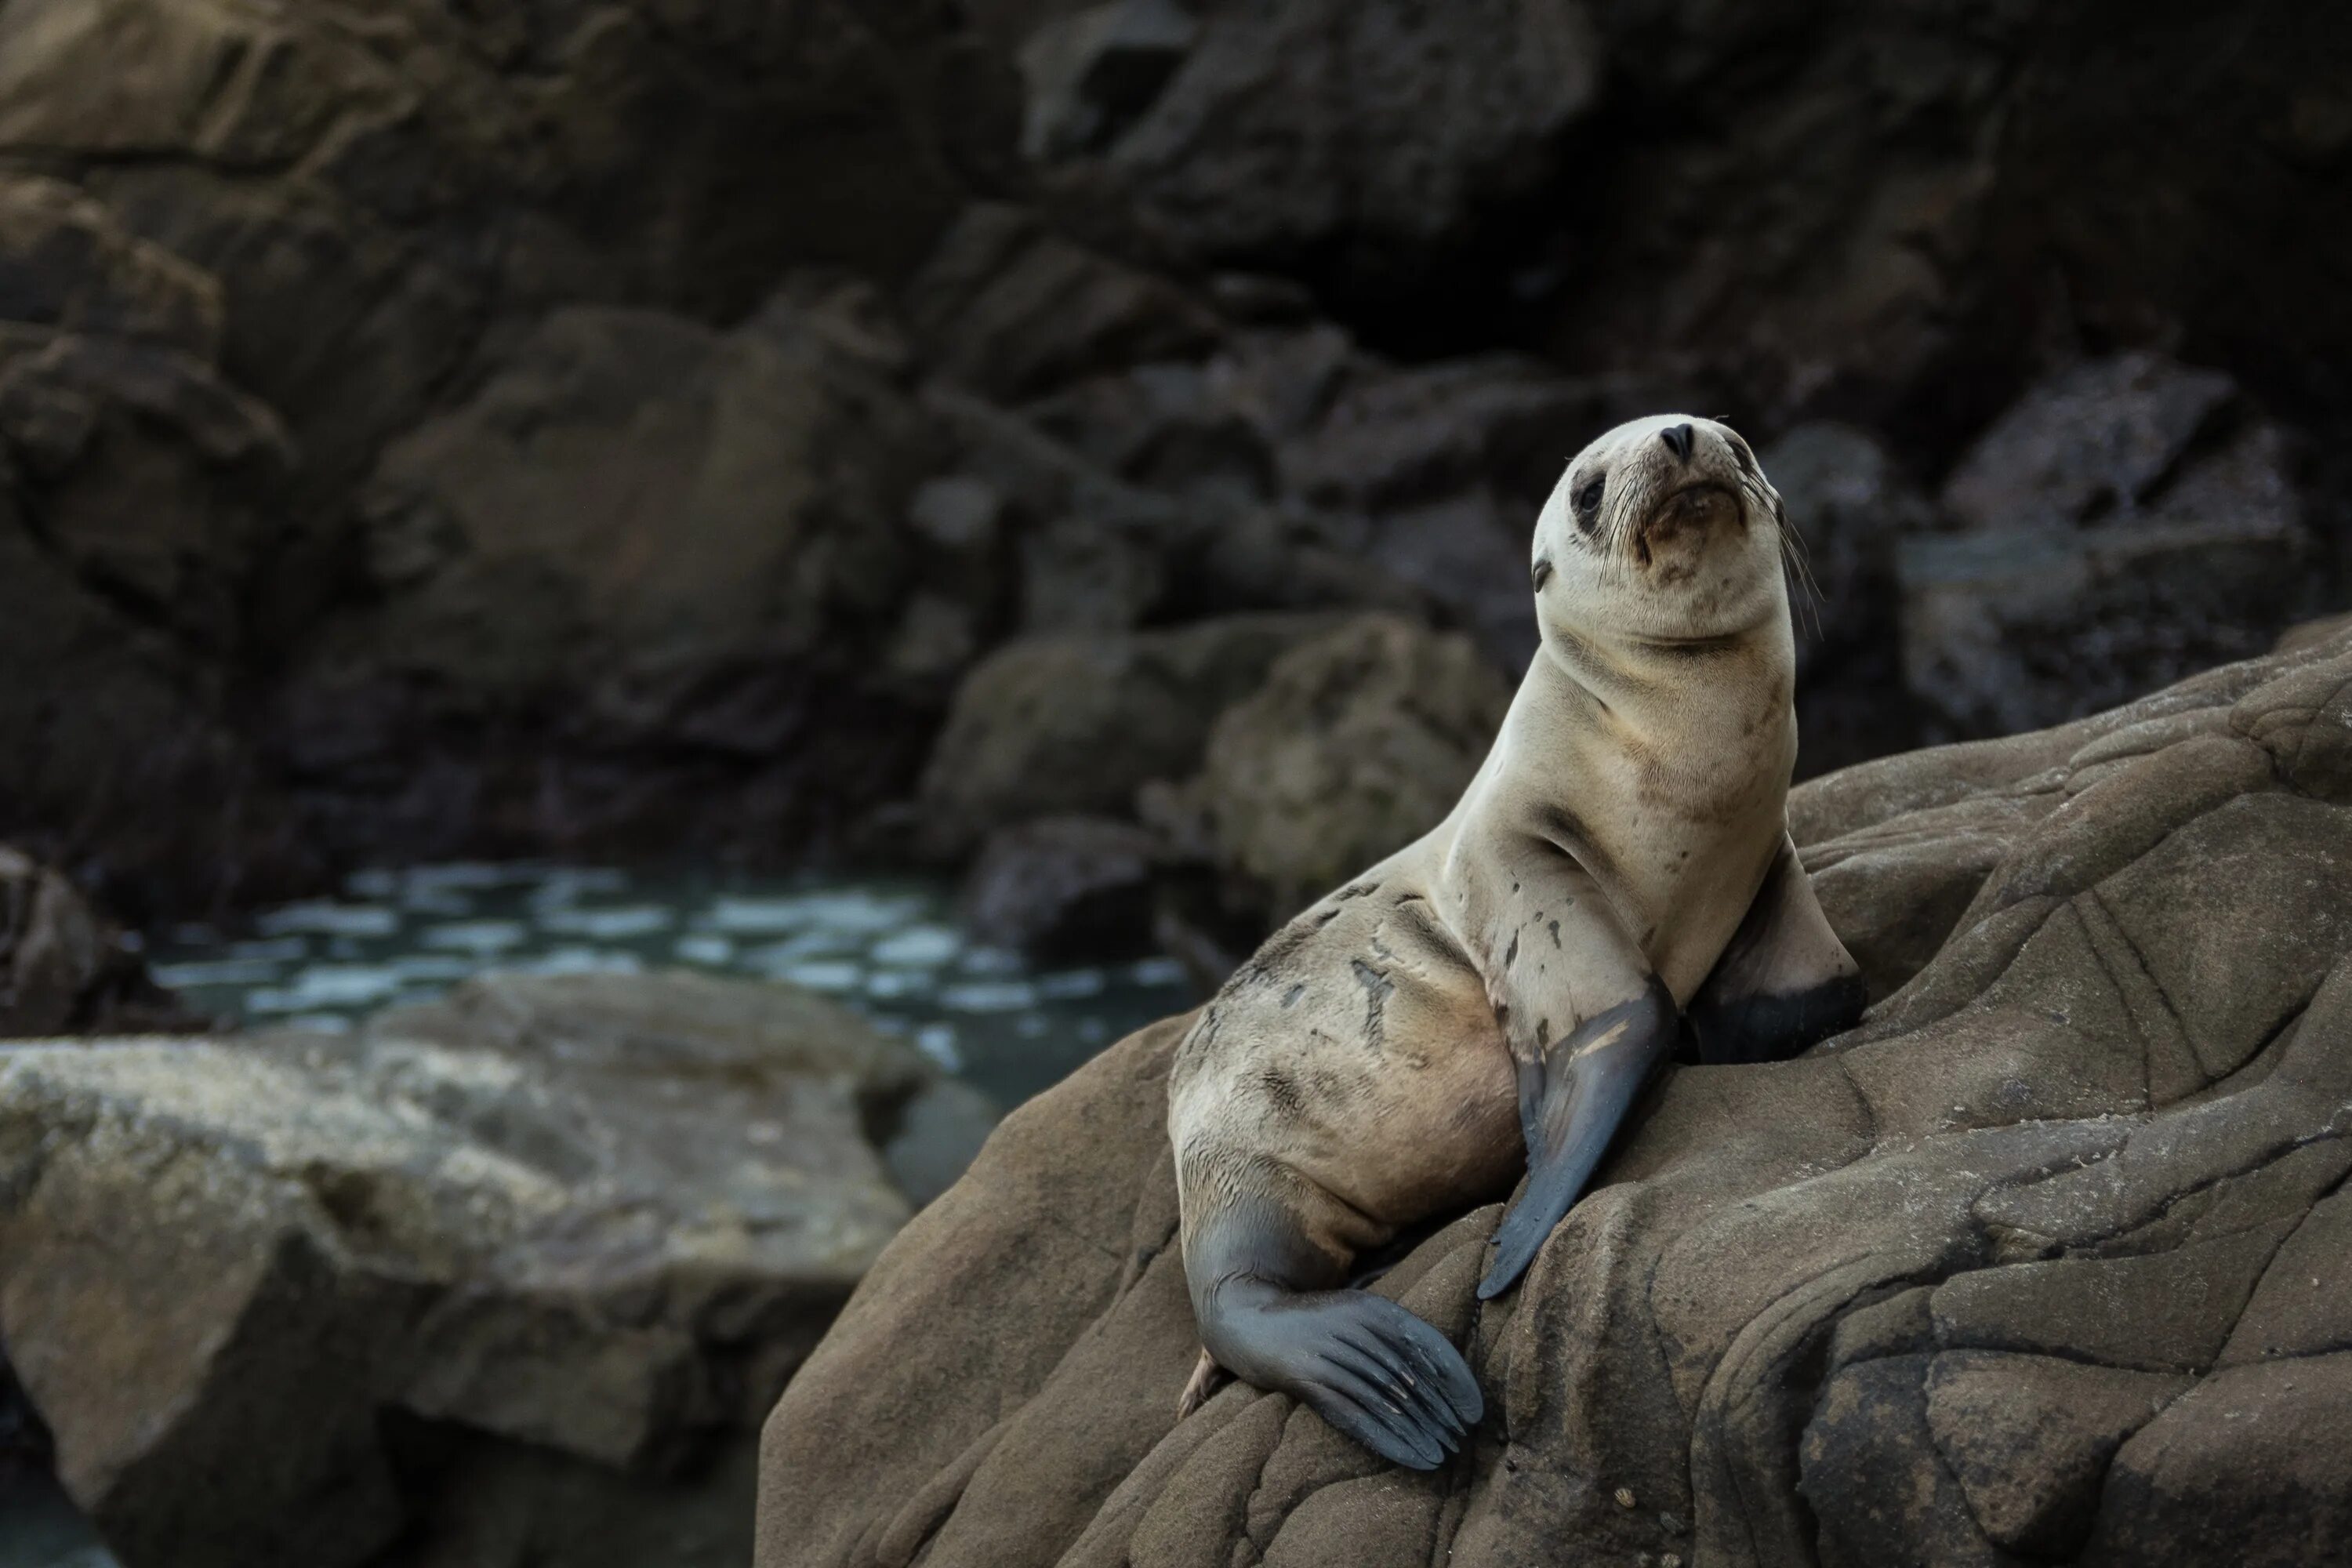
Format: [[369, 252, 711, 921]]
[[0, 1470, 111, 1568], [145, 862, 1200, 1108]]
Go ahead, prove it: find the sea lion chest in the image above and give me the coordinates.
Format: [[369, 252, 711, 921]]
[[1483, 644, 1794, 1002]]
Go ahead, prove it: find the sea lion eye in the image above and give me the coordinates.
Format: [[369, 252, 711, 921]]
[[1573, 475, 1606, 532]]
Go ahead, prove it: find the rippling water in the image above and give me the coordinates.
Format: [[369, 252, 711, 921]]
[[145, 862, 1200, 1108]]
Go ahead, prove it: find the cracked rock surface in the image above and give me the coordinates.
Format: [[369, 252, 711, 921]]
[[757, 626, 2352, 1568]]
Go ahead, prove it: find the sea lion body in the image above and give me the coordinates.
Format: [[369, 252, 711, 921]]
[[1168, 416, 1865, 1468]]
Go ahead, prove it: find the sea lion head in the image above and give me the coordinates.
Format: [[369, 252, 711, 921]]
[[1529, 414, 1792, 648]]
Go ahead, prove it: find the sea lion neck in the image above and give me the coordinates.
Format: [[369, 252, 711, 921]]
[[1533, 615, 1786, 728]]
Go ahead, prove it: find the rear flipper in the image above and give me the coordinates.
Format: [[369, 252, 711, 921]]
[[1182, 1196, 1483, 1469], [1686, 834, 1867, 1065], [1477, 977, 1678, 1299]]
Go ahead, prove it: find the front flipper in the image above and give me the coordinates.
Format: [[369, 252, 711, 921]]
[[1687, 834, 1866, 1065], [1477, 975, 1677, 1299]]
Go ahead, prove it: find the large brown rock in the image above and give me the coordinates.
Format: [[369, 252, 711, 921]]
[[914, 612, 1344, 855], [0, 967, 990, 1568], [0, 0, 1023, 898], [267, 289, 946, 864], [1147, 615, 1514, 927], [757, 624, 2352, 1568]]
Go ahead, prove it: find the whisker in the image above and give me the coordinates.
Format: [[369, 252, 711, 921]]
[[1774, 494, 1824, 643]]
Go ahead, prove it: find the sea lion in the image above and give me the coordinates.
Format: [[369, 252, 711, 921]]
[[1167, 415, 1866, 1468]]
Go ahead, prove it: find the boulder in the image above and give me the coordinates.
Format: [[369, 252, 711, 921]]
[[914, 612, 1343, 855], [266, 289, 946, 864], [332, 293, 935, 717], [0, 847, 196, 1036], [1276, 352, 1662, 669], [0, 967, 993, 1568], [0, 0, 1014, 896], [1051, 0, 1601, 295], [1018, 0, 1200, 163], [920, 381, 1406, 645], [901, 204, 1223, 404], [1762, 422, 1937, 775], [963, 815, 1164, 962], [1148, 615, 1514, 927], [0, 175, 311, 909], [757, 623, 2352, 1568], [1900, 356, 2314, 739]]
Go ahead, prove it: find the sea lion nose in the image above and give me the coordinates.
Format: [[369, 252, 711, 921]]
[[1659, 423, 1694, 464]]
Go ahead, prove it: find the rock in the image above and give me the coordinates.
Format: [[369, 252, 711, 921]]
[[0, 173, 220, 354], [2, 0, 998, 494], [2275, 608, 2352, 655], [755, 623, 2352, 1568], [1762, 422, 1937, 775], [341, 295, 933, 712], [1062, 0, 1601, 294], [0, 330, 292, 650], [1018, 0, 1201, 163], [901, 203, 1223, 403], [880, 1078, 1007, 1213], [0, 0, 1019, 899], [914, 612, 1342, 855], [268, 290, 945, 863], [963, 815, 1163, 961], [1278, 353, 1671, 669], [1900, 355, 2313, 739], [1920, 1352, 2191, 1557], [0, 967, 994, 1568], [1151, 615, 1514, 926], [920, 380, 1406, 646], [2081, 1359, 2352, 1567], [0, 846, 197, 1036], [0, 172, 312, 909], [1938, 354, 2241, 535]]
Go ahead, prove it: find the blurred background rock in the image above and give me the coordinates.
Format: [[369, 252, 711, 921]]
[[0, 0, 2342, 939]]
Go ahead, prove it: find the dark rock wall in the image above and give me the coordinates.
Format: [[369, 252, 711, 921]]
[[0, 0, 2345, 918]]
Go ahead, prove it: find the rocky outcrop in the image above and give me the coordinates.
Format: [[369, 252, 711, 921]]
[[1900, 354, 2314, 739], [2, 0, 2347, 913], [0, 0, 1011, 901], [757, 625, 2352, 1568], [0, 967, 994, 1568], [913, 613, 1342, 855], [276, 288, 948, 864], [962, 816, 1164, 962], [1034, 0, 1601, 296], [1144, 616, 1513, 927], [1762, 422, 1938, 775], [0, 847, 196, 1036]]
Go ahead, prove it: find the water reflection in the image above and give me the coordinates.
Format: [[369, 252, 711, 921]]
[[148, 864, 1197, 1107]]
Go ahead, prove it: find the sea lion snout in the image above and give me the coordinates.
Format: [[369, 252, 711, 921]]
[[1633, 481, 1742, 570]]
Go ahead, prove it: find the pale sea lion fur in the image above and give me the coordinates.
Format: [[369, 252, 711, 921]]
[[1167, 415, 1866, 1468]]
